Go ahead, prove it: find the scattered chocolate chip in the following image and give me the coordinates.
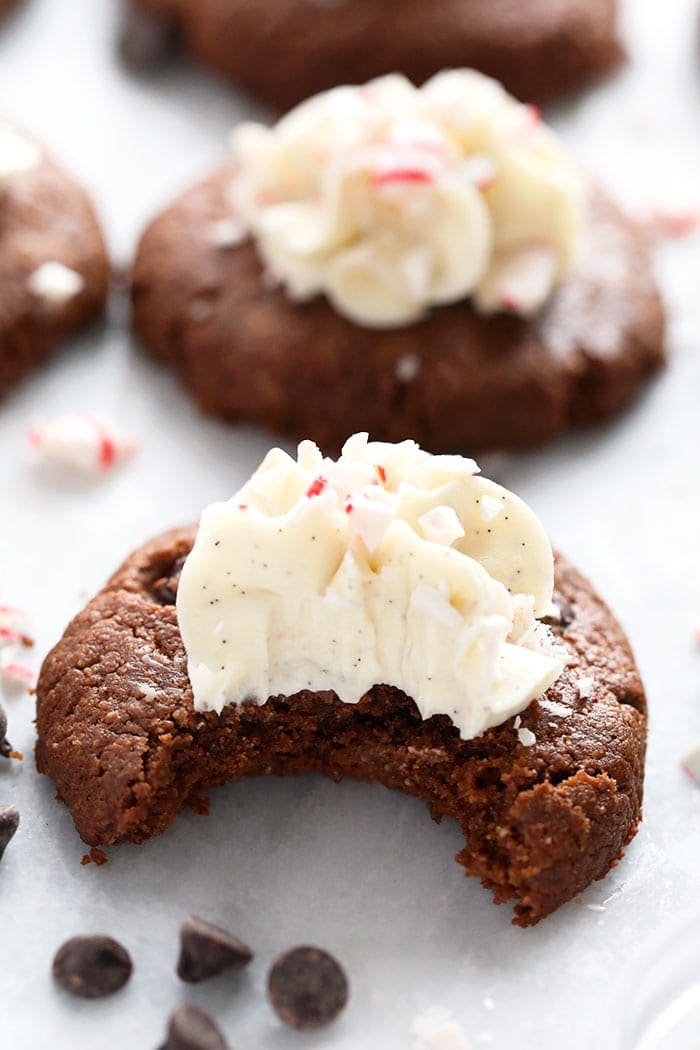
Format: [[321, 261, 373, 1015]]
[[158, 1004, 229, 1050], [52, 935, 133, 998], [268, 946, 349, 1030], [0, 704, 11, 758], [0, 805, 19, 861], [177, 915, 253, 983], [118, 0, 179, 73]]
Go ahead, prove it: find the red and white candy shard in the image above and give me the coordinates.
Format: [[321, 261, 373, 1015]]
[[28, 413, 137, 473], [682, 744, 700, 784], [0, 651, 36, 694]]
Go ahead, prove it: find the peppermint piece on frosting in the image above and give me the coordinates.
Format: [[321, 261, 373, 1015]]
[[418, 505, 465, 547], [27, 262, 85, 307], [28, 413, 138, 474], [177, 434, 565, 741], [228, 70, 583, 328], [0, 124, 41, 183]]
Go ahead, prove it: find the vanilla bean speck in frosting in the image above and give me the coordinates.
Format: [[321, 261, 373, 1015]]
[[177, 434, 565, 740], [228, 70, 583, 328]]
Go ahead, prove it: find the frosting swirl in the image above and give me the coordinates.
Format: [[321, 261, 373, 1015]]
[[229, 71, 583, 328], [177, 434, 565, 740]]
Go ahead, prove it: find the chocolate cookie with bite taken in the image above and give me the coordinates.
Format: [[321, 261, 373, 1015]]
[[120, 0, 624, 110], [132, 71, 665, 455], [0, 123, 109, 399], [36, 436, 647, 927]]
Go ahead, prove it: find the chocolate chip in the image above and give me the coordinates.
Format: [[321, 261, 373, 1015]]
[[268, 946, 349, 1030], [118, 0, 179, 73], [0, 704, 11, 758], [52, 935, 133, 998], [158, 1004, 229, 1050], [177, 915, 252, 983], [151, 555, 187, 605], [0, 805, 19, 861]]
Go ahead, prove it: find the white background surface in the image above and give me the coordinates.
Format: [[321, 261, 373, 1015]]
[[1, 1, 700, 1047]]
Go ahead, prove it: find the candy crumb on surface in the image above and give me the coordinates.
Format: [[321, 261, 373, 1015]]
[[28, 412, 138, 474], [411, 1006, 473, 1049], [681, 743, 700, 783]]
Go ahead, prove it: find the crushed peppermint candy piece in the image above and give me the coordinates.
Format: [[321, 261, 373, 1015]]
[[27, 261, 85, 307], [576, 676, 594, 699], [476, 246, 557, 316], [0, 652, 36, 694], [28, 412, 138, 474], [345, 494, 394, 552], [411, 1006, 472, 1050], [206, 216, 249, 248], [635, 198, 700, 242], [458, 154, 497, 190], [395, 352, 421, 383], [681, 743, 700, 783], [479, 493, 503, 522], [418, 506, 465, 548], [517, 726, 536, 747], [0, 124, 41, 181]]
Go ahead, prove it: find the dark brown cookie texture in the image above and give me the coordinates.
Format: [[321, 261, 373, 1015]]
[[36, 526, 647, 927], [131, 166, 665, 454], [124, 0, 624, 109], [0, 126, 109, 400]]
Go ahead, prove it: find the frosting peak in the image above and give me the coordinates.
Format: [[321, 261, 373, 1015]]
[[229, 71, 583, 328], [177, 434, 565, 740]]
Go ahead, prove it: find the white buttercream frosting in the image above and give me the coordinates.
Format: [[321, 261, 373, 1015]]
[[177, 434, 565, 740], [229, 70, 583, 328]]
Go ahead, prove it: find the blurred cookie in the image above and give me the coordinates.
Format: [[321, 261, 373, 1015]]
[[0, 123, 109, 398], [123, 0, 624, 108]]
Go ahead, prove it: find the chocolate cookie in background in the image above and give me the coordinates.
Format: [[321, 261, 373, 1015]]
[[0, 123, 109, 400], [118, 0, 624, 109], [132, 71, 665, 455], [35, 437, 647, 928], [0, 0, 19, 21]]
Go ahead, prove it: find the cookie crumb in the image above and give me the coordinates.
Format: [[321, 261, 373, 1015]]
[[80, 847, 108, 867], [268, 946, 348, 1030]]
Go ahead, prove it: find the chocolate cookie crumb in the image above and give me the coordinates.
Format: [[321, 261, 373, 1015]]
[[118, 0, 179, 72], [52, 935, 133, 998], [268, 946, 349, 1030], [159, 1004, 229, 1050], [80, 847, 108, 867], [0, 805, 19, 862], [177, 915, 253, 983]]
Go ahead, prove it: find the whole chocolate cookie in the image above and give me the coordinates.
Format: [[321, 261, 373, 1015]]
[[36, 527, 646, 926], [131, 167, 665, 454], [123, 0, 624, 109], [0, 125, 109, 399]]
